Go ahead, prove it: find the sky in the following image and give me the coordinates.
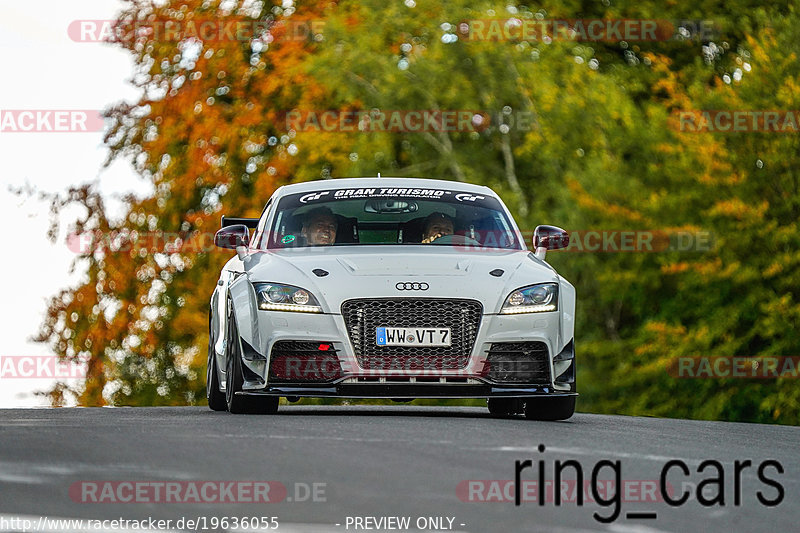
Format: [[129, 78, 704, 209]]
[[0, 1, 147, 406]]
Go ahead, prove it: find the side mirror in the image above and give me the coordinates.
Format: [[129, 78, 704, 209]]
[[533, 225, 570, 260], [214, 224, 250, 249]]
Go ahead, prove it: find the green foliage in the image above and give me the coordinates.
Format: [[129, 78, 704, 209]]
[[39, 0, 800, 424]]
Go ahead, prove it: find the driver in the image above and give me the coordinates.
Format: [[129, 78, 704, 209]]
[[301, 207, 338, 245], [421, 212, 455, 244]]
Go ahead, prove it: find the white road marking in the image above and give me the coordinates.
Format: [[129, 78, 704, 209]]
[[207, 434, 456, 445], [0, 473, 45, 484], [0, 461, 195, 481], [533, 526, 603, 533], [489, 445, 689, 464], [608, 524, 676, 533]]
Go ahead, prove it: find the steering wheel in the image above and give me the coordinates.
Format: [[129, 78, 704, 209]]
[[429, 233, 482, 246]]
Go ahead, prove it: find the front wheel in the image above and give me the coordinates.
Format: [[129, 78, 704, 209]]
[[206, 314, 227, 412], [225, 308, 279, 415], [524, 396, 576, 421]]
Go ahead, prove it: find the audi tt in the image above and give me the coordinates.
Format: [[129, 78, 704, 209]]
[[207, 177, 576, 419]]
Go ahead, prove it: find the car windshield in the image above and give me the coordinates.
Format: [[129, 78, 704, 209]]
[[263, 186, 523, 250]]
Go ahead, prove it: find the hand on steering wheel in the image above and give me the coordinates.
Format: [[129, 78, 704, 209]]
[[422, 233, 481, 246], [421, 232, 445, 244]]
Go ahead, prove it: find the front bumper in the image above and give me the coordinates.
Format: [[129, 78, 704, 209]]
[[237, 306, 575, 398]]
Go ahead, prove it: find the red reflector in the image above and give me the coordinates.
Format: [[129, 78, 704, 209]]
[[318, 344, 331, 351]]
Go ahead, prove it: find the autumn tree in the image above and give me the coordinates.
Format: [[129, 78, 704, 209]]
[[38, 0, 340, 405], [38, 0, 800, 424]]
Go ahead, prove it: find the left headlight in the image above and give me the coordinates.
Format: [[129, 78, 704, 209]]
[[253, 282, 323, 313], [500, 283, 558, 314]]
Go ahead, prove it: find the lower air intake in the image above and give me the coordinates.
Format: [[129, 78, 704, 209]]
[[268, 341, 344, 383], [483, 341, 550, 383]]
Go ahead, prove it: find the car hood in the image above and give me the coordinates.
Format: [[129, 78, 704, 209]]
[[244, 246, 560, 314]]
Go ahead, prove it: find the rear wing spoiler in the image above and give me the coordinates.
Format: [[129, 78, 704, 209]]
[[221, 216, 259, 229]]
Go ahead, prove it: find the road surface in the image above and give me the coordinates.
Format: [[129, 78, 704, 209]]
[[0, 406, 797, 532]]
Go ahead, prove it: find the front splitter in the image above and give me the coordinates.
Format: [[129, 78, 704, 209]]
[[236, 383, 577, 399]]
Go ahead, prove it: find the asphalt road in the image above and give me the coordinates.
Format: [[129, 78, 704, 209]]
[[0, 406, 797, 533]]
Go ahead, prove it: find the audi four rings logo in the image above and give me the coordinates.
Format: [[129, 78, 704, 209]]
[[396, 282, 429, 291]]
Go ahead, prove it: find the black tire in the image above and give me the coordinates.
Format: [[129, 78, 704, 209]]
[[487, 398, 518, 416], [225, 309, 279, 415], [250, 396, 280, 414], [206, 314, 227, 412], [524, 396, 576, 421]]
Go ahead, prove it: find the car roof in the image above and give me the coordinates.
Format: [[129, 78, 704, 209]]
[[273, 177, 497, 197]]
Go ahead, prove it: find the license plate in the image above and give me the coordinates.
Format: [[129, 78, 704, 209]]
[[376, 327, 451, 346]]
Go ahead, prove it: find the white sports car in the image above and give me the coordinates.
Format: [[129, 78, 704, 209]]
[[207, 177, 576, 419]]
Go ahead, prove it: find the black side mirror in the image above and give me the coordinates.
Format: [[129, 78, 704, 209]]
[[533, 225, 570, 259], [214, 224, 250, 249]]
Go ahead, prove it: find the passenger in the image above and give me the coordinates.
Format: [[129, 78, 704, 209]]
[[421, 212, 455, 244], [301, 207, 338, 245]]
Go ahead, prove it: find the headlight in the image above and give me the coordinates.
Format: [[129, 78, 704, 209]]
[[501, 283, 558, 314], [253, 282, 323, 313]]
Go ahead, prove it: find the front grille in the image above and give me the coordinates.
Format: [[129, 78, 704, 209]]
[[341, 298, 483, 371], [483, 342, 550, 383], [268, 341, 344, 383]]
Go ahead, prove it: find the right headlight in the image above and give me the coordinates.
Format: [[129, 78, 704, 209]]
[[253, 282, 323, 313], [500, 283, 558, 314]]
